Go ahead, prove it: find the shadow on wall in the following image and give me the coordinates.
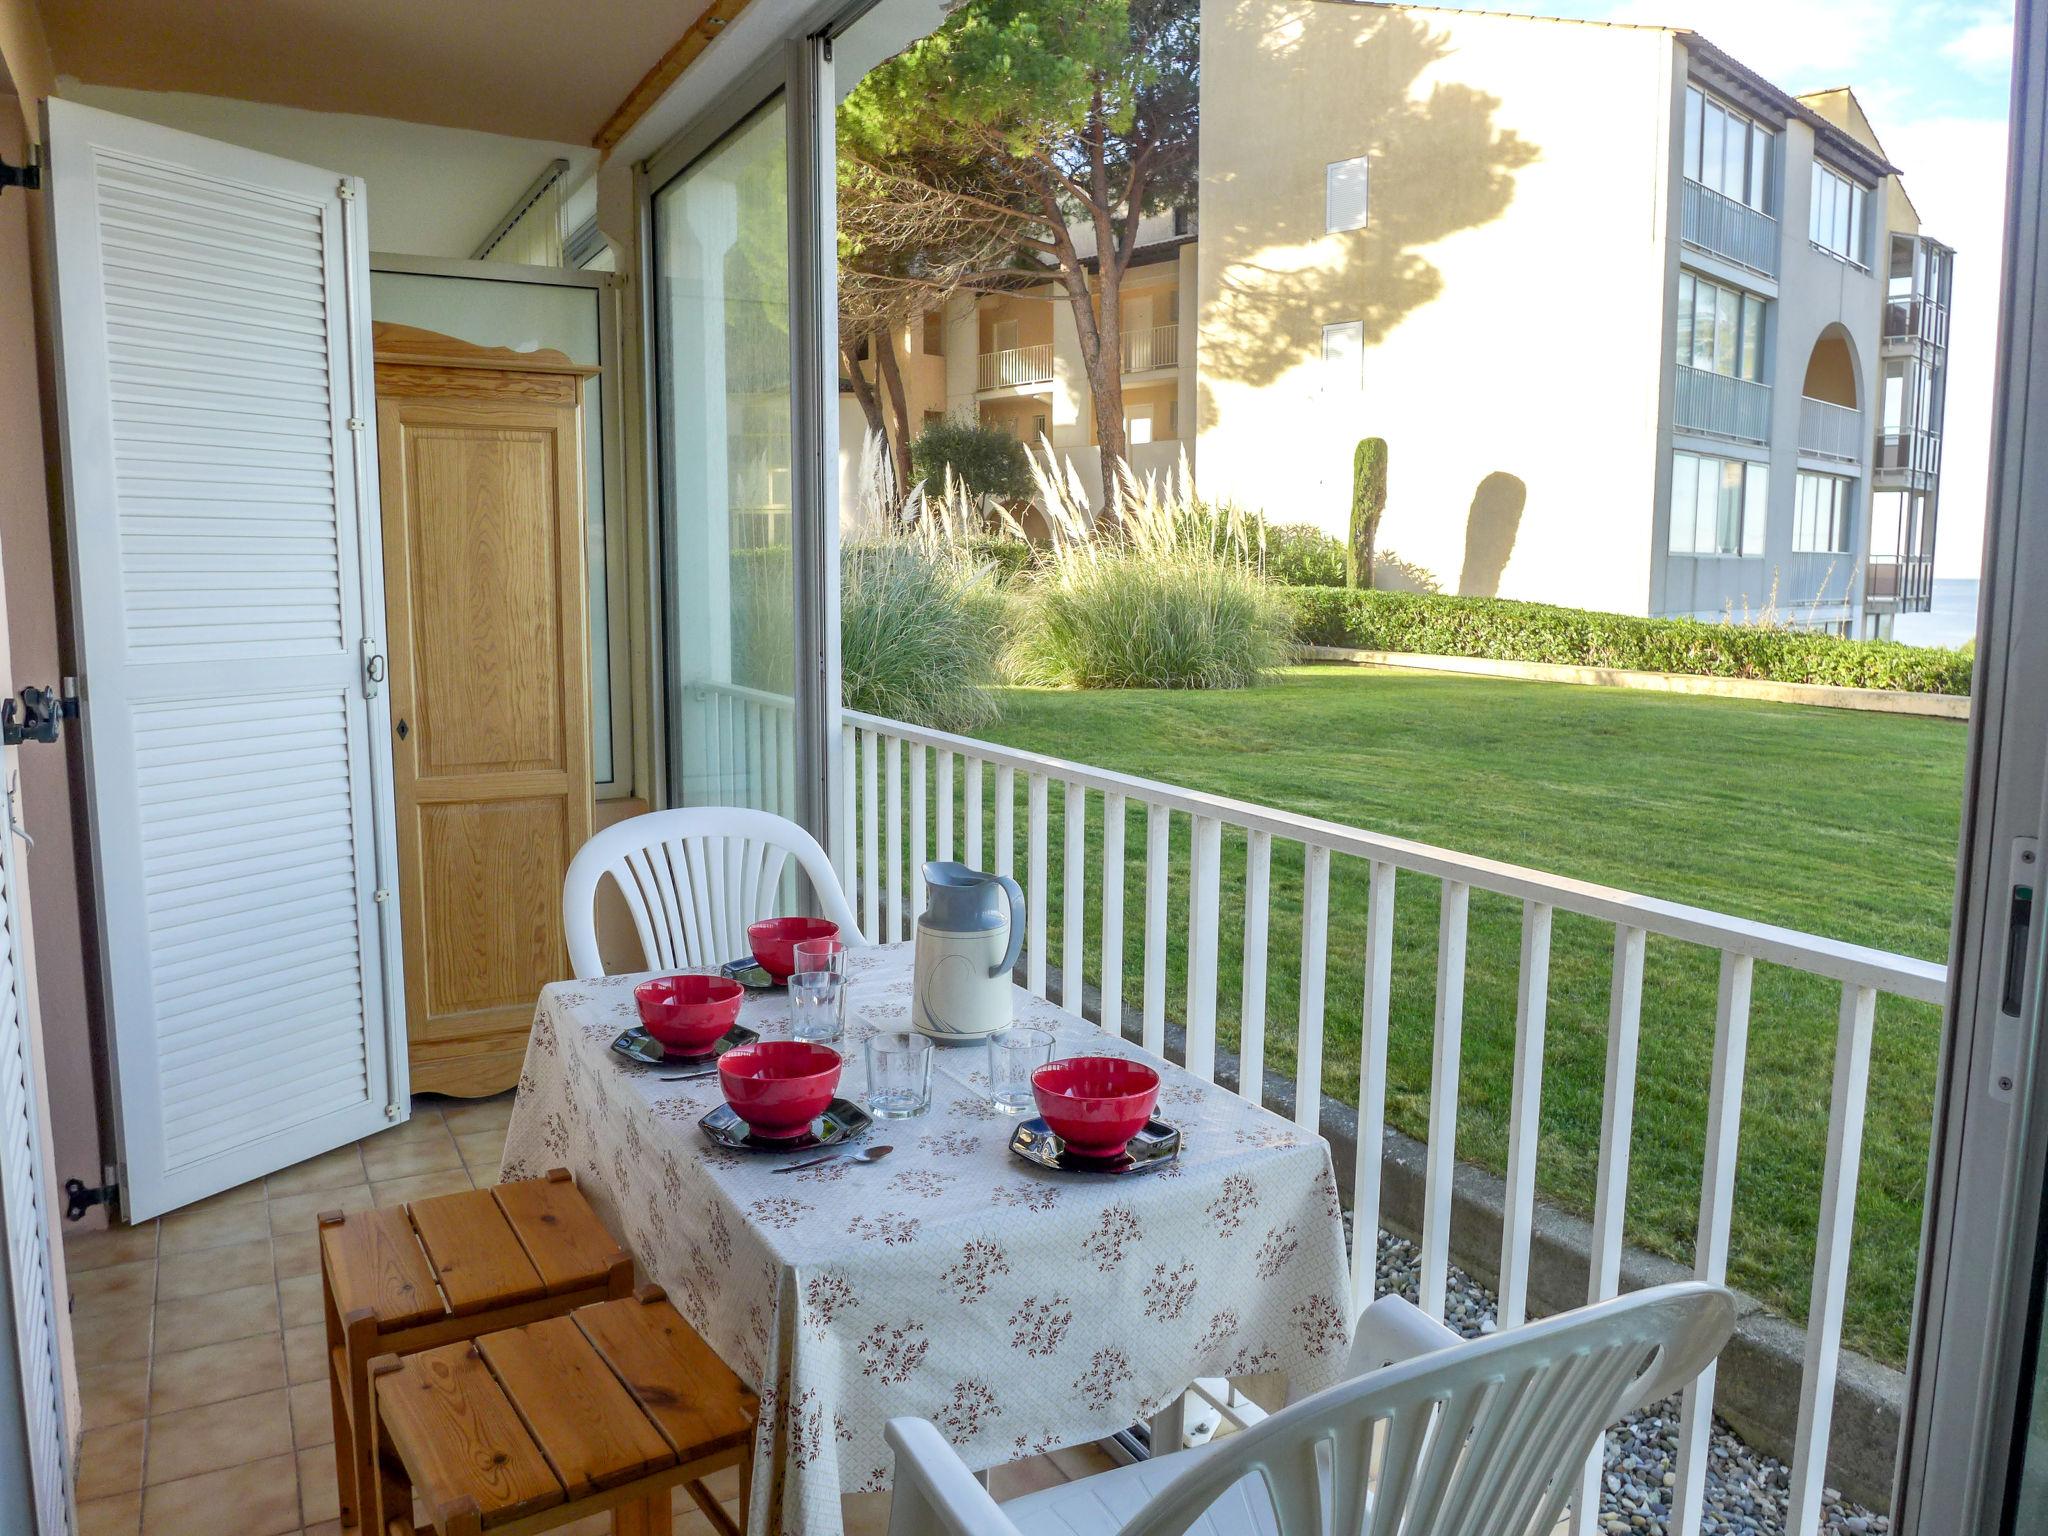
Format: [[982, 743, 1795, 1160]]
[[1198, 7, 1540, 416], [1458, 471, 1526, 597]]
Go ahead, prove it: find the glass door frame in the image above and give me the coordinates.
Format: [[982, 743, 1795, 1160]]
[[1897, 0, 2048, 1528], [640, 31, 842, 854]]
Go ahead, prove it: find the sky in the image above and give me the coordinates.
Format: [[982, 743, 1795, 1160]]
[[1436, 0, 2016, 579]]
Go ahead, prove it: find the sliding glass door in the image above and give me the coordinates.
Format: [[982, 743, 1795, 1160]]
[[653, 99, 801, 822]]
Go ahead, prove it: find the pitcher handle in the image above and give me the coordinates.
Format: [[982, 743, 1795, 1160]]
[[991, 874, 1026, 979]]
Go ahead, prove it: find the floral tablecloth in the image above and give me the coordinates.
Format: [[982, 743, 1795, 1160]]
[[501, 942, 1351, 1536]]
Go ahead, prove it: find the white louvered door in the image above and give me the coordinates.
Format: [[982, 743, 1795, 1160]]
[[45, 100, 406, 1219]]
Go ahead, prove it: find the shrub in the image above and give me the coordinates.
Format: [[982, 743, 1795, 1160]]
[[910, 416, 1035, 502], [1286, 587, 1975, 695], [1349, 438, 1387, 589], [1008, 454, 1292, 689], [966, 535, 1035, 584], [1260, 522, 1348, 587], [841, 538, 1009, 731]]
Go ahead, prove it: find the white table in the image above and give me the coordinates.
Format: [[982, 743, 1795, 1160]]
[[502, 943, 1352, 1536]]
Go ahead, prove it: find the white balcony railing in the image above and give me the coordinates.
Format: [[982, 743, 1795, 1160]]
[[1122, 322, 1179, 373], [689, 682, 1947, 1536], [1674, 365, 1772, 444], [1681, 179, 1780, 277], [1799, 397, 1864, 463], [977, 343, 1053, 391]]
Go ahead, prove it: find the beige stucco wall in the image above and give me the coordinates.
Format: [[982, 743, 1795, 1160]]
[[1197, 0, 1674, 609]]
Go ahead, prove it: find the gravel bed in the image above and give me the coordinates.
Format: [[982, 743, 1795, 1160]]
[[1348, 1220, 1890, 1536]]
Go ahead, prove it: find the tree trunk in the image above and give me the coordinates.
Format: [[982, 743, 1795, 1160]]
[[873, 328, 915, 495], [842, 338, 887, 441]]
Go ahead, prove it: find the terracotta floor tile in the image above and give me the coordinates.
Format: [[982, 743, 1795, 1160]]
[[156, 1237, 271, 1301], [179, 1177, 268, 1211], [159, 1199, 270, 1255], [264, 1144, 367, 1198], [146, 1386, 293, 1485], [304, 1523, 344, 1536], [370, 1167, 474, 1207], [1049, 1442, 1120, 1481], [367, 1109, 448, 1146], [64, 1224, 158, 1273], [273, 1226, 321, 1280], [152, 1281, 279, 1355], [842, 1490, 892, 1536], [360, 1127, 462, 1182], [284, 1323, 327, 1385], [287, 1378, 334, 1449], [297, 1443, 340, 1526], [73, 1301, 153, 1369], [138, 1452, 299, 1536], [149, 1333, 286, 1415], [277, 1270, 323, 1329], [79, 1357, 151, 1431], [438, 1094, 514, 1135], [76, 1492, 141, 1536], [77, 1420, 147, 1500], [71, 1258, 157, 1312], [990, 1451, 1070, 1499], [268, 1184, 373, 1237]]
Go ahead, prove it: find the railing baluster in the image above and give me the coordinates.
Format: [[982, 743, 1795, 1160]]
[[1294, 846, 1331, 1135], [909, 744, 929, 927], [965, 757, 983, 870], [1026, 774, 1049, 997], [837, 724, 856, 896], [1674, 951, 1754, 1536], [1788, 982, 1878, 1535], [860, 730, 879, 941], [1350, 858, 1394, 1310], [1574, 922, 1647, 1536], [937, 750, 955, 866], [1062, 782, 1087, 1013], [1101, 793, 1127, 1040], [884, 735, 903, 943], [1498, 900, 1554, 1329], [994, 765, 1015, 880], [1142, 804, 1170, 1056], [1419, 879, 1470, 1320], [1184, 816, 1223, 1082], [1238, 831, 1272, 1107]]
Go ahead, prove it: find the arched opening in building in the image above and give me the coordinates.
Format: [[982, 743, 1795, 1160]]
[[1801, 322, 1861, 409]]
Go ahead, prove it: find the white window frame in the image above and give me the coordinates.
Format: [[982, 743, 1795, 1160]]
[[1321, 320, 1364, 390], [1325, 155, 1370, 234], [1683, 85, 1774, 213], [1793, 470, 1853, 554], [1670, 449, 1767, 556], [1810, 162, 1869, 267]]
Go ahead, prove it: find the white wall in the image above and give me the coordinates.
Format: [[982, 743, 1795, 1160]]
[[61, 81, 596, 258]]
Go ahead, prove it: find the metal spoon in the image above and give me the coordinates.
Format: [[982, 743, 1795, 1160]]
[[772, 1144, 894, 1175]]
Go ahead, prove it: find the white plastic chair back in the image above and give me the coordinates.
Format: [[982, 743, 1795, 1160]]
[[1123, 1283, 1733, 1536], [562, 807, 864, 978]]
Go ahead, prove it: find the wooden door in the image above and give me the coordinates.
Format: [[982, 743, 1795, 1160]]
[[374, 324, 594, 1097]]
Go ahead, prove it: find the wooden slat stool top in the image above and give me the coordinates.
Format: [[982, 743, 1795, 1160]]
[[369, 1289, 758, 1536], [322, 1168, 633, 1533]]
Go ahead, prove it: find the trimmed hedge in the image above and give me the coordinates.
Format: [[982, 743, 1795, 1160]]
[[1286, 587, 1975, 696]]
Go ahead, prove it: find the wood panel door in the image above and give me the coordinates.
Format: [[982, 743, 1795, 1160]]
[[374, 324, 594, 1097]]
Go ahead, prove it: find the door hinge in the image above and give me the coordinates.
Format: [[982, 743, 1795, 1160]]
[[337, 181, 355, 201], [63, 1176, 116, 1223], [346, 417, 366, 432]]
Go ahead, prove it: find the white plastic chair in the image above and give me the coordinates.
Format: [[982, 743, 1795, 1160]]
[[884, 1282, 1736, 1536], [562, 807, 865, 979]]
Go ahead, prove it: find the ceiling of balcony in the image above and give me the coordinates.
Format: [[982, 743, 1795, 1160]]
[[35, 0, 707, 144]]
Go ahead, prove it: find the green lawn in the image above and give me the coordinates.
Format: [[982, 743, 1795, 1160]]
[[956, 665, 1965, 1365]]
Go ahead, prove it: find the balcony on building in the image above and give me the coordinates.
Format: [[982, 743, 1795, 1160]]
[[1121, 322, 1179, 375], [1798, 324, 1864, 466]]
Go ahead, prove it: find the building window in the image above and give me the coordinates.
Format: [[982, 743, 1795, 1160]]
[[1676, 271, 1767, 379], [1683, 86, 1772, 212], [1670, 450, 1767, 555], [1810, 164, 1867, 265], [922, 311, 944, 355], [1322, 321, 1364, 388], [1325, 156, 1369, 233], [1794, 471, 1853, 553]]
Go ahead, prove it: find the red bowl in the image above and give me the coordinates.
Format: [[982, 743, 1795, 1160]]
[[747, 916, 842, 981], [717, 1040, 843, 1140], [1031, 1056, 1161, 1158], [635, 973, 744, 1053]]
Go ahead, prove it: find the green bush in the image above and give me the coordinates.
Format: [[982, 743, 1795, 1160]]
[[1012, 558, 1291, 690], [910, 417, 1035, 501], [1286, 587, 1975, 695], [966, 535, 1035, 584], [841, 539, 1009, 730], [1260, 522, 1348, 587]]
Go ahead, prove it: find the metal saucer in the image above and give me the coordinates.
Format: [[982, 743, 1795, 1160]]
[[609, 1023, 757, 1068], [1007, 1116, 1181, 1175], [699, 1097, 873, 1152]]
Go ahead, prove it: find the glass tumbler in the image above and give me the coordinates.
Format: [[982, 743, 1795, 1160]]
[[788, 969, 846, 1047], [864, 1031, 934, 1119], [985, 1026, 1057, 1115]]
